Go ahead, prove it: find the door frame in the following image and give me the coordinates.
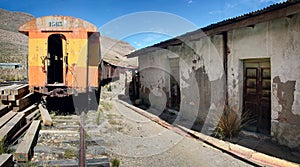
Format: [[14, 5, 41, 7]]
[[47, 34, 66, 84], [242, 58, 271, 135]]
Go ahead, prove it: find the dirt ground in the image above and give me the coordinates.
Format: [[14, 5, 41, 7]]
[[90, 89, 253, 167]]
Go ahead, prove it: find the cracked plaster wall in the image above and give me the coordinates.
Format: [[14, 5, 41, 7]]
[[227, 14, 300, 150], [138, 35, 225, 134], [138, 13, 300, 151]]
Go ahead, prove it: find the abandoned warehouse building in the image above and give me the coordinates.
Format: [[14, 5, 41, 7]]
[[127, 1, 300, 151]]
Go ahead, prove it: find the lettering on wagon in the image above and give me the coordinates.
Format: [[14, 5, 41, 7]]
[[49, 21, 63, 27]]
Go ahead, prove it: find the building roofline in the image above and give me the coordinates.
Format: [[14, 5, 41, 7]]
[[127, 0, 300, 58]]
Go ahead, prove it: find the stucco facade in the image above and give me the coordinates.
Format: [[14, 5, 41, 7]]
[[128, 1, 300, 151], [227, 13, 300, 149]]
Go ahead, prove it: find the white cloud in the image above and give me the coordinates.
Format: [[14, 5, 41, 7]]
[[209, 3, 236, 15], [185, 0, 193, 5], [142, 34, 164, 43], [133, 41, 142, 47]]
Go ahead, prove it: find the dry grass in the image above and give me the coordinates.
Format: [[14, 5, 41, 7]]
[[100, 101, 112, 111], [96, 110, 103, 125], [213, 106, 248, 139]]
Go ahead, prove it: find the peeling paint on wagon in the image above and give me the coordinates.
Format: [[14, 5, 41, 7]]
[[19, 16, 100, 93]]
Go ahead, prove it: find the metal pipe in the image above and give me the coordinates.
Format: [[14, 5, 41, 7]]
[[79, 112, 86, 167]]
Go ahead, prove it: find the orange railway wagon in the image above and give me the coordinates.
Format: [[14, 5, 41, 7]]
[[19, 16, 100, 97]]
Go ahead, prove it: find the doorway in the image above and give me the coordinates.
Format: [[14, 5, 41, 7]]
[[243, 59, 271, 135], [47, 34, 65, 84], [169, 58, 180, 110]]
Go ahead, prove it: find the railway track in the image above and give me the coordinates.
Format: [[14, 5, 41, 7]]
[[0, 84, 109, 166]]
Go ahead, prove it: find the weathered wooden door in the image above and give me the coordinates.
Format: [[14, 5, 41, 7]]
[[243, 59, 271, 135]]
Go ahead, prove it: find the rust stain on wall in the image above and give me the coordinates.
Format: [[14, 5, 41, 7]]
[[144, 87, 150, 94], [273, 76, 300, 125]]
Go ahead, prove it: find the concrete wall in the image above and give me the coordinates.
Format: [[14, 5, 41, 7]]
[[227, 13, 300, 150]]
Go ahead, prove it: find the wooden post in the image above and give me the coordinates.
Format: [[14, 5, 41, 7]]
[[0, 111, 17, 129], [25, 109, 40, 124], [0, 154, 13, 167], [19, 104, 38, 116], [14, 93, 37, 112], [11, 84, 29, 95], [7, 89, 29, 101], [38, 104, 52, 126], [0, 112, 25, 144], [0, 105, 9, 117], [14, 120, 41, 162]]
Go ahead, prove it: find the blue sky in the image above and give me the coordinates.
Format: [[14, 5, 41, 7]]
[[0, 0, 284, 49]]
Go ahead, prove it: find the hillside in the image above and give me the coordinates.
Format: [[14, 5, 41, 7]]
[[0, 8, 136, 80], [101, 36, 137, 67], [0, 8, 33, 64], [0, 8, 34, 32], [0, 9, 33, 80]]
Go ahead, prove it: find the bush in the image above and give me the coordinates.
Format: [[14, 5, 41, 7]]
[[107, 85, 112, 92], [111, 158, 120, 167], [213, 106, 248, 140]]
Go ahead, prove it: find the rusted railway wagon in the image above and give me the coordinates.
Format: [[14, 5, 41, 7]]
[[19, 16, 100, 98]]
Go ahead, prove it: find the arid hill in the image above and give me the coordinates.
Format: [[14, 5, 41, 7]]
[[100, 36, 137, 67]]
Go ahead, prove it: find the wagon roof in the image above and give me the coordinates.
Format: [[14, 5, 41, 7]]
[[19, 15, 98, 34]]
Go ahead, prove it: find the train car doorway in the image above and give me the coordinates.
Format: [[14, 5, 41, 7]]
[[47, 34, 65, 84]]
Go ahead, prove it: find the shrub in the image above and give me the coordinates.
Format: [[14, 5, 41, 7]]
[[107, 85, 112, 92], [111, 158, 120, 167], [213, 106, 248, 140]]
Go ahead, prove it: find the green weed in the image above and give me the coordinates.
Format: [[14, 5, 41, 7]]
[[100, 101, 112, 111], [0, 140, 11, 154], [111, 158, 120, 167], [64, 148, 78, 159]]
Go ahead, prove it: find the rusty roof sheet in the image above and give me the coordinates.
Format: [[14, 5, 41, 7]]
[[102, 59, 138, 69], [128, 0, 300, 57], [201, 0, 299, 31]]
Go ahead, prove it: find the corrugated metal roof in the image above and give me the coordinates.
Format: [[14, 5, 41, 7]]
[[202, 0, 298, 31], [128, 0, 300, 57], [102, 59, 138, 69]]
